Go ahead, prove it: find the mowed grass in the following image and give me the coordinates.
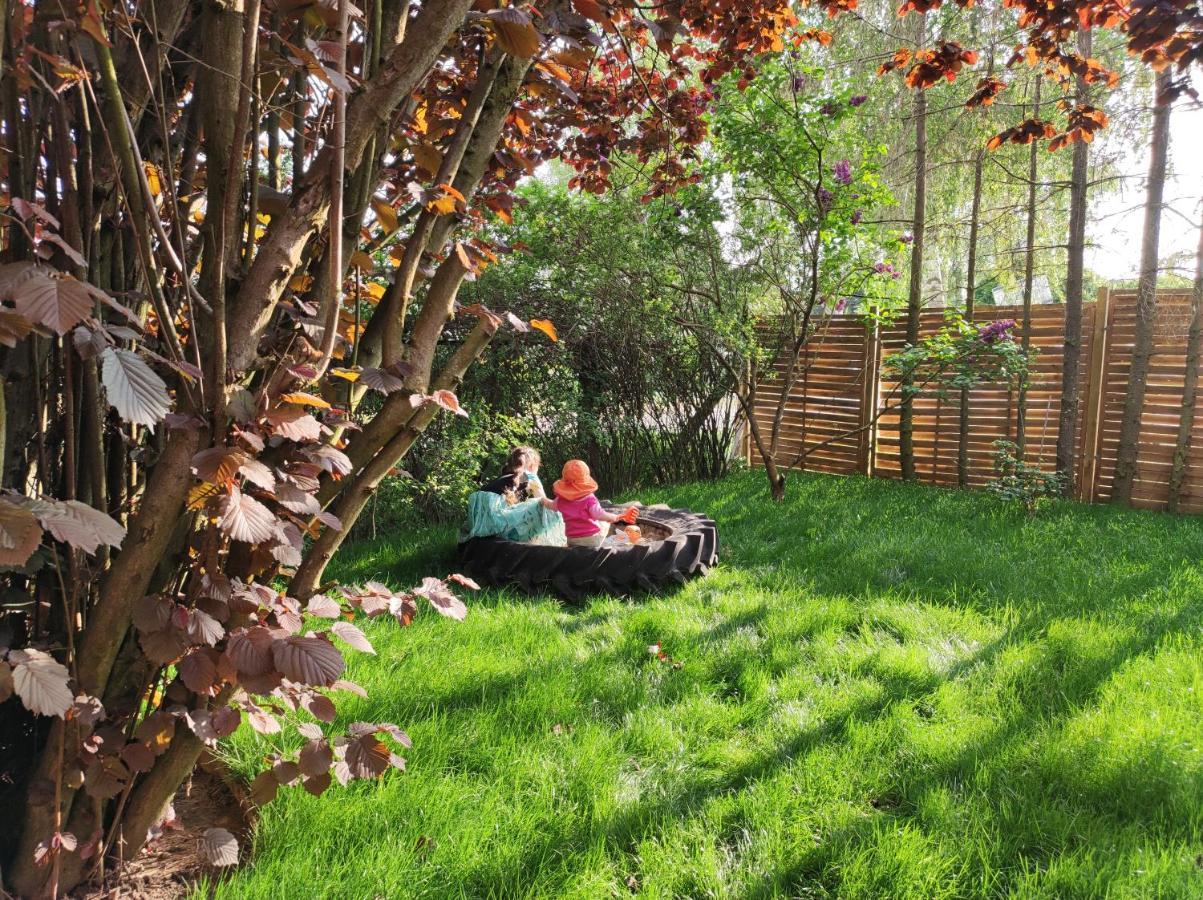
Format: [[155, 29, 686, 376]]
[[212, 470, 1203, 899]]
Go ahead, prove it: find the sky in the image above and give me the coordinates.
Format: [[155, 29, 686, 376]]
[[1086, 72, 1203, 282]]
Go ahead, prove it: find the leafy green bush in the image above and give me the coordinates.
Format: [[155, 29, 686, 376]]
[[987, 440, 1067, 512]]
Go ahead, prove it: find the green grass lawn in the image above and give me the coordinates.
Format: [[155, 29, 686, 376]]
[[211, 470, 1203, 899]]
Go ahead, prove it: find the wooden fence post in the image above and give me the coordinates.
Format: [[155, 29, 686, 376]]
[[858, 321, 880, 475], [744, 359, 754, 468], [1078, 286, 1112, 501]]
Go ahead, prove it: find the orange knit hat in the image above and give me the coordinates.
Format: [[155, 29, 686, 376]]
[[553, 459, 599, 501]]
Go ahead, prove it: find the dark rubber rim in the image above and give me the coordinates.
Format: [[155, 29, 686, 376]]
[[455, 504, 718, 602]]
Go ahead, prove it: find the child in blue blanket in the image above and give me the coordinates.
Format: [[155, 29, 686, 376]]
[[460, 446, 565, 546]]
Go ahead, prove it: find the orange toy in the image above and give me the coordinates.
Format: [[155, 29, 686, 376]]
[[618, 507, 639, 525], [623, 525, 642, 545]]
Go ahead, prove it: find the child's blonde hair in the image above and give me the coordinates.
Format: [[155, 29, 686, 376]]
[[503, 446, 540, 475]]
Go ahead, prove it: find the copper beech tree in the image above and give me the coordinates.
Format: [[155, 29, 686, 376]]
[[0, 0, 796, 894], [0, 0, 1198, 895]]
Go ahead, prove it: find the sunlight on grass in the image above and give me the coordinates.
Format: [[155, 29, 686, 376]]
[[211, 471, 1203, 899]]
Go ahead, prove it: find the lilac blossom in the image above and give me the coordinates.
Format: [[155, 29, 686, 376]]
[[833, 160, 852, 185], [820, 101, 838, 116], [851, 209, 863, 225], [849, 95, 868, 107], [977, 319, 1017, 345], [817, 187, 833, 209], [901, 231, 914, 244]]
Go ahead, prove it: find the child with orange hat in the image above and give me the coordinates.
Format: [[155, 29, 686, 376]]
[[540, 459, 637, 548]]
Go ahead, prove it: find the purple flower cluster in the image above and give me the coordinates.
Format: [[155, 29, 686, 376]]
[[874, 261, 901, 279], [977, 319, 1017, 344], [851, 209, 863, 225], [849, 95, 868, 107], [817, 186, 833, 209], [833, 160, 852, 185], [901, 231, 914, 244], [820, 101, 838, 116]]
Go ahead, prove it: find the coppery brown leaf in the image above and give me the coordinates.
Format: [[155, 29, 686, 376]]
[[135, 710, 176, 755], [12, 270, 93, 334], [0, 663, 13, 704], [414, 577, 468, 621], [357, 367, 406, 394], [245, 704, 282, 734], [133, 595, 174, 633], [303, 771, 332, 797], [84, 756, 130, 800], [211, 706, 241, 737], [186, 609, 225, 646], [140, 627, 187, 665], [220, 486, 278, 544], [345, 733, 390, 779], [199, 828, 239, 867], [23, 497, 125, 554], [330, 621, 375, 654], [185, 709, 220, 746], [299, 738, 334, 777], [10, 648, 73, 717], [226, 626, 275, 676], [304, 692, 337, 722], [101, 348, 171, 427], [487, 8, 541, 58], [192, 447, 249, 484], [249, 770, 279, 807], [306, 594, 342, 619], [239, 459, 276, 491], [178, 650, 218, 694], [274, 482, 322, 515], [431, 389, 468, 418], [271, 635, 345, 686], [273, 759, 301, 785], [120, 741, 155, 773], [265, 405, 323, 441], [331, 678, 368, 697], [0, 498, 43, 567], [0, 310, 35, 348]]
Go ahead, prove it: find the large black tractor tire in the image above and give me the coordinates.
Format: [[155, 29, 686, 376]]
[[456, 504, 718, 602]]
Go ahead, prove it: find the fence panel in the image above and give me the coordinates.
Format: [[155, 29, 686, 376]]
[[870, 303, 1088, 487], [748, 316, 872, 476], [749, 289, 1203, 514], [1088, 290, 1196, 509]]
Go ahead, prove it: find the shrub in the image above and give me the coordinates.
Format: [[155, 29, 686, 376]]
[[987, 440, 1067, 512]]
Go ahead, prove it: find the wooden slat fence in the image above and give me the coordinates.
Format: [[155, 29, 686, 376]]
[[749, 288, 1203, 512], [748, 316, 875, 477]]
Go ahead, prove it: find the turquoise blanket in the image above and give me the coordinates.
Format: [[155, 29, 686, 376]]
[[460, 476, 567, 546]]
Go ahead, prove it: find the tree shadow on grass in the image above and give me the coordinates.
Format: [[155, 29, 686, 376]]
[[325, 471, 1203, 896], [428, 586, 1203, 899], [742, 601, 1203, 898]]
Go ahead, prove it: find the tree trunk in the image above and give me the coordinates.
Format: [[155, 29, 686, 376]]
[[1016, 77, 1040, 454], [1055, 30, 1092, 493], [958, 145, 985, 487], [1166, 205, 1203, 512], [291, 319, 498, 598], [899, 84, 927, 481], [1112, 70, 1173, 504]]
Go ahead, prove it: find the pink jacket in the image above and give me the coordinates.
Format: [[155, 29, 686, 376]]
[[554, 493, 606, 538]]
